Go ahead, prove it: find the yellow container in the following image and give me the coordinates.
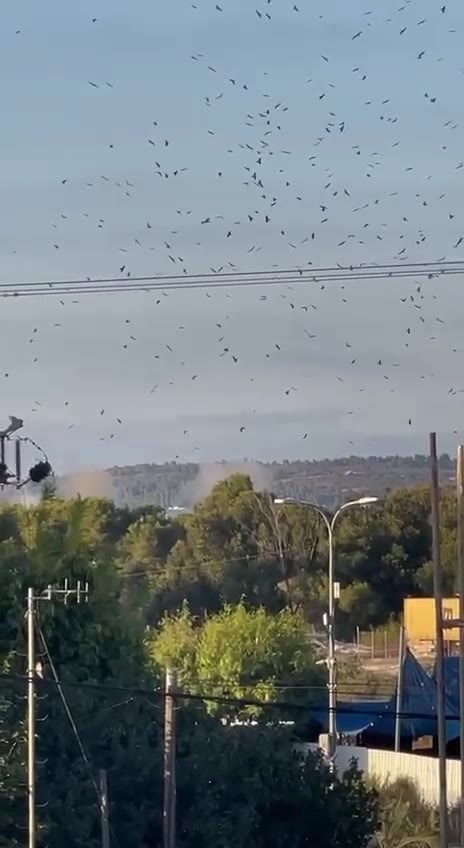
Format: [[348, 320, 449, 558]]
[[404, 597, 460, 644]]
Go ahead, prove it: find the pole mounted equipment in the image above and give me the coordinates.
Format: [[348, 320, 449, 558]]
[[0, 416, 52, 489]]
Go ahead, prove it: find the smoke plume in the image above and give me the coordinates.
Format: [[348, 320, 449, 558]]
[[55, 470, 115, 499], [180, 460, 272, 508]]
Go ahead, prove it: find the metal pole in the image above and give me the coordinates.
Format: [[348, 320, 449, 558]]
[[457, 444, 464, 848], [27, 588, 36, 848], [327, 524, 337, 769], [272, 497, 377, 773], [163, 669, 177, 848], [99, 770, 110, 848], [15, 438, 21, 485], [394, 625, 405, 752], [430, 433, 449, 848]]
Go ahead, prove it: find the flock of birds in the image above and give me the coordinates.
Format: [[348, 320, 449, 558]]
[[4, 0, 464, 461]]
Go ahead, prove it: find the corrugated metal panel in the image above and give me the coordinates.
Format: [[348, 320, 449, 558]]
[[367, 748, 460, 807], [302, 742, 461, 807], [404, 597, 460, 642]]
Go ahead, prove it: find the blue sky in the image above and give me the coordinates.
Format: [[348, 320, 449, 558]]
[[1, 0, 464, 472]]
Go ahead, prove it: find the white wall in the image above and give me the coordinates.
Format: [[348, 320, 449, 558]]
[[302, 742, 461, 808]]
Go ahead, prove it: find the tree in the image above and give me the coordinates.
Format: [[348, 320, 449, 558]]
[[116, 507, 184, 619], [177, 722, 379, 848], [149, 475, 327, 623], [147, 475, 288, 621], [151, 602, 325, 717], [1, 493, 381, 848], [333, 487, 435, 620], [32, 682, 163, 848], [338, 581, 389, 636], [252, 495, 322, 612], [117, 507, 183, 577], [0, 496, 158, 848]]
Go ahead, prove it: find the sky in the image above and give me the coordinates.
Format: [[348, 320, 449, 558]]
[[1, 0, 464, 473]]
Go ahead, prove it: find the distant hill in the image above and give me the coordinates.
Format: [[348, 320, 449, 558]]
[[107, 454, 456, 509]]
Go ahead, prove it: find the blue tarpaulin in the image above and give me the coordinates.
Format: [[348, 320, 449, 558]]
[[435, 655, 460, 710], [392, 649, 459, 741], [312, 649, 460, 743], [336, 700, 390, 737]]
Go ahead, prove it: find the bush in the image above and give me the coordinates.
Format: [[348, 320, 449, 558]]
[[372, 778, 438, 848]]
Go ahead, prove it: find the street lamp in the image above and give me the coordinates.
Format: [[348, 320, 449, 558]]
[[274, 495, 379, 768]]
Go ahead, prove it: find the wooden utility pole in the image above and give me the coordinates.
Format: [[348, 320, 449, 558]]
[[457, 445, 464, 848], [163, 669, 177, 848], [99, 770, 110, 848], [430, 433, 449, 848]]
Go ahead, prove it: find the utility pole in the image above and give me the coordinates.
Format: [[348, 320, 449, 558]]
[[99, 770, 110, 848], [457, 445, 464, 848], [27, 588, 36, 848], [163, 668, 177, 848], [429, 433, 449, 848], [394, 625, 405, 753], [26, 582, 89, 848]]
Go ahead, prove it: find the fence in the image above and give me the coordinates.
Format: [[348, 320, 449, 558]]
[[305, 742, 461, 808], [357, 625, 401, 660]]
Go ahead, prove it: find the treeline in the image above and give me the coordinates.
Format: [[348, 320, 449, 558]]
[[0, 474, 458, 847], [109, 454, 456, 508], [116, 473, 458, 634]]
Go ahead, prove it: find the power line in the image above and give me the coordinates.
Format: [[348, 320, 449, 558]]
[[3, 257, 464, 288], [0, 258, 462, 298], [1, 267, 458, 298], [37, 622, 101, 800], [0, 674, 394, 697], [0, 672, 460, 722], [36, 622, 121, 848], [116, 544, 313, 581]]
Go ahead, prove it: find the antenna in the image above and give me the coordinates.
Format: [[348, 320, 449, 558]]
[[26, 581, 92, 848]]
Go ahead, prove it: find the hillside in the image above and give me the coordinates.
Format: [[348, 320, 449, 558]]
[[107, 454, 456, 508]]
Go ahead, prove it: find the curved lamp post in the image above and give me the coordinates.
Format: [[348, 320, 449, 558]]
[[274, 495, 379, 768]]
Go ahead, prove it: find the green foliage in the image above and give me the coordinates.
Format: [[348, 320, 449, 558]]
[[339, 581, 389, 632], [151, 602, 325, 717], [176, 723, 379, 848], [0, 488, 379, 848], [0, 495, 154, 848], [59, 472, 461, 639], [373, 778, 438, 848], [2, 474, 463, 848], [150, 604, 199, 684]]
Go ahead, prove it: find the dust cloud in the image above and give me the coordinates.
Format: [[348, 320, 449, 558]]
[[55, 470, 115, 500], [180, 461, 272, 508]]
